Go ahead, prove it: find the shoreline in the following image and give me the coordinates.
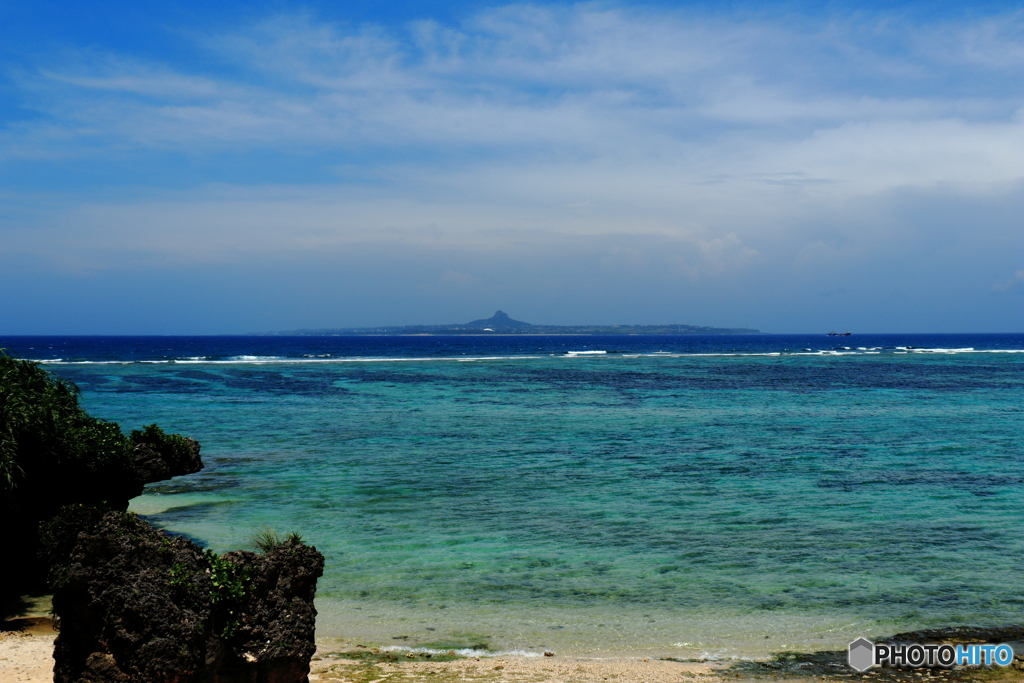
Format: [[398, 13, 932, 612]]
[[9, 633, 1024, 683], [306, 596, 904, 662], [7, 614, 1024, 683]]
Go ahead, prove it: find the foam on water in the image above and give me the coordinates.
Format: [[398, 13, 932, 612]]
[[32, 345, 1024, 366]]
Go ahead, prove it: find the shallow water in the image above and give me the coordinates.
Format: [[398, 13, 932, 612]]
[[7, 334, 1023, 659]]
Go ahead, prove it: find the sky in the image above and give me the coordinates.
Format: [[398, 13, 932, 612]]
[[0, 0, 1021, 334]]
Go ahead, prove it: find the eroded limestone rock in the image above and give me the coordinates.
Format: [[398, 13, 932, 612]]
[[53, 513, 324, 683]]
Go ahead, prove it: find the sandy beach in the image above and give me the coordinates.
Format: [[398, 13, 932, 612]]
[[6, 592, 1024, 683], [7, 621, 1024, 683], [0, 632, 728, 683], [309, 650, 729, 683], [0, 633, 54, 683]]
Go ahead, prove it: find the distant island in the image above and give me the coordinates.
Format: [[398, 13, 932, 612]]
[[266, 311, 759, 336]]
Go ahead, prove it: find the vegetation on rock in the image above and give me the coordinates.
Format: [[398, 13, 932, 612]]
[[1, 350, 201, 603], [2, 350, 325, 682], [1, 350, 135, 502]]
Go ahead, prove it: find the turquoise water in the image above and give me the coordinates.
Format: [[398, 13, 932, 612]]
[[12, 335, 1024, 658]]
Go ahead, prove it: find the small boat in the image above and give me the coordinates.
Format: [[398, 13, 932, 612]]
[[826, 331, 852, 336]]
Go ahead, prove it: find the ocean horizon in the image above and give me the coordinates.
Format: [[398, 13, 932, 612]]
[[4, 332, 1023, 660]]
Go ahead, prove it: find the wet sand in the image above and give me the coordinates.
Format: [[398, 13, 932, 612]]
[[0, 636, 740, 683], [309, 650, 729, 683]]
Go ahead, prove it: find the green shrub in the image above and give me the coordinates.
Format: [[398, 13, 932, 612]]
[[0, 350, 191, 600], [251, 526, 304, 553], [205, 549, 251, 638], [129, 424, 195, 469], [0, 350, 135, 507]]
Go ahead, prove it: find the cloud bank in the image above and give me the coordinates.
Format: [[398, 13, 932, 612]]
[[0, 4, 1021, 333]]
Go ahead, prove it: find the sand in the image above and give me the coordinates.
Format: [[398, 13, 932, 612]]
[[308, 651, 729, 683], [5, 626, 1024, 683], [0, 635, 730, 683], [0, 631, 55, 683], [0, 632, 720, 683]]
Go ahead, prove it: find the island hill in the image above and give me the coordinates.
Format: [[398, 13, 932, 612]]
[[270, 311, 759, 336]]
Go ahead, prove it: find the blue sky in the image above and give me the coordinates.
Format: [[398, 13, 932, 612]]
[[1, 0, 1021, 333]]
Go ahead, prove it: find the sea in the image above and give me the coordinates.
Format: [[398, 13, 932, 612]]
[[3, 333, 1023, 660]]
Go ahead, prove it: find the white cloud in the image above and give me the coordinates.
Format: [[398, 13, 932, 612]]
[[1, 3, 1022, 331], [914, 15, 1024, 69], [5, 6, 1021, 157]]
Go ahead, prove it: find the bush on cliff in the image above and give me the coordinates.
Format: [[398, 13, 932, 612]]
[[0, 350, 201, 602], [2, 351, 325, 682], [0, 351, 135, 504]]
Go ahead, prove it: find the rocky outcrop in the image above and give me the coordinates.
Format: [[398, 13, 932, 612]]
[[53, 513, 324, 683], [28, 430, 204, 596], [3, 354, 324, 682], [121, 427, 204, 505], [888, 625, 1024, 643], [5, 426, 203, 605], [206, 544, 325, 683], [53, 513, 211, 683]]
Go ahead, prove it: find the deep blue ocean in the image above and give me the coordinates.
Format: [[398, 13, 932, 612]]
[[3, 333, 1023, 658]]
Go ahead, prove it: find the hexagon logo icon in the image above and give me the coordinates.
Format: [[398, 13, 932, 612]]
[[848, 638, 874, 672]]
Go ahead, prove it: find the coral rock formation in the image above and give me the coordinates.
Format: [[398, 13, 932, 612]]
[[53, 513, 324, 683]]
